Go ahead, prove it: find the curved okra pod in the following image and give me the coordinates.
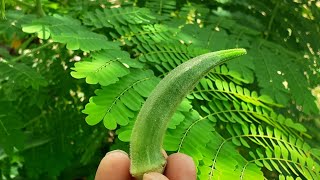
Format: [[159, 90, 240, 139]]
[[130, 48, 247, 179]]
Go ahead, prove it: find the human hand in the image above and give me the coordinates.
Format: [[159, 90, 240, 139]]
[[95, 150, 196, 180]]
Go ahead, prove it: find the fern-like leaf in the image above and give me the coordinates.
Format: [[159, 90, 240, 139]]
[[204, 135, 264, 180], [0, 103, 26, 154], [22, 15, 118, 51], [178, 16, 319, 115], [111, 24, 178, 46], [135, 42, 208, 65], [82, 70, 159, 129], [254, 46, 318, 114], [163, 109, 264, 179], [0, 10, 36, 34], [82, 7, 156, 28], [195, 79, 308, 137], [145, 0, 177, 16], [226, 123, 320, 179], [0, 61, 47, 90], [71, 49, 143, 86]]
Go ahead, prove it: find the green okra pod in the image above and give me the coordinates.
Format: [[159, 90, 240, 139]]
[[130, 48, 247, 179]]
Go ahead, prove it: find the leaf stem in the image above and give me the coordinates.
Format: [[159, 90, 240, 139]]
[[11, 42, 54, 62], [0, 116, 9, 136], [35, 0, 45, 17], [1, 0, 5, 19], [265, 1, 280, 40]]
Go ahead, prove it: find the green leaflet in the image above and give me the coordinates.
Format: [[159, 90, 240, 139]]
[[252, 48, 318, 114], [71, 49, 143, 86], [179, 21, 319, 116], [145, 0, 177, 16], [0, 104, 25, 154], [225, 123, 320, 179], [112, 24, 177, 46], [0, 61, 48, 90], [130, 49, 247, 178], [82, 7, 156, 28], [83, 70, 159, 129], [136, 42, 209, 69], [22, 15, 119, 51]]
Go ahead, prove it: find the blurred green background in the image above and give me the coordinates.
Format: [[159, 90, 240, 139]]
[[0, 0, 319, 179]]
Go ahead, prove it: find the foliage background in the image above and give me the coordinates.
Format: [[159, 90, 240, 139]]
[[0, 0, 319, 179]]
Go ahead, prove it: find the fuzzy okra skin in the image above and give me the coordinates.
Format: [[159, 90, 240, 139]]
[[130, 48, 247, 178]]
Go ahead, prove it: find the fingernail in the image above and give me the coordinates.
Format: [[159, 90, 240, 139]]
[[143, 173, 153, 180], [143, 173, 159, 180], [143, 172, 168, 180], [105, 150, 128, 157]]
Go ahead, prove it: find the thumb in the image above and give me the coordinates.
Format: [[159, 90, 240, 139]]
[[143, 172, 169, 180]]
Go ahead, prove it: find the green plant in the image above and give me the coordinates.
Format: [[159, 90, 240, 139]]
[[0, 0, 319, 179]]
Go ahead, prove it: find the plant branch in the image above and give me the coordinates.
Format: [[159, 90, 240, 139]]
[[11, 42, 54, 62]]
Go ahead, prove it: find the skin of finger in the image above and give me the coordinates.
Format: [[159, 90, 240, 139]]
[[164, 153, 197, 180], [143, 172, 169, 180], [95, 150, 132, 180]]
